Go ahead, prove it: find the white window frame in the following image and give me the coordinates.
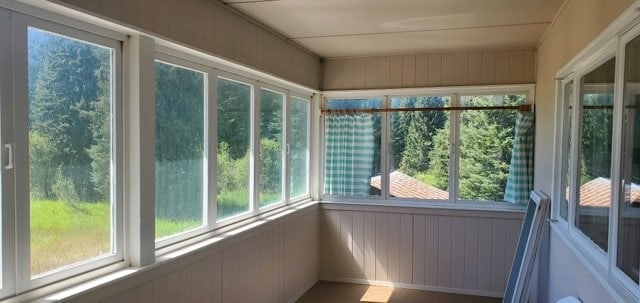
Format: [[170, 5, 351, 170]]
[[151, 46, 315, 247], [321, 84, 535, 209], [568, 40, 617, 270], [550, 4, 640, 300], [288, 93, 312, 202], [215, 72, 259, 226], [10, 11, 124, 292], [153, 54, 212, 248], [257, 84, 288, 212], [0, 0, 318, 299], [0, 6, 16, 299]]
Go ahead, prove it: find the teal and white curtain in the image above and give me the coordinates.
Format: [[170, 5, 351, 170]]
[[504, 112, 535, 204], [324, 114, 375, 196]]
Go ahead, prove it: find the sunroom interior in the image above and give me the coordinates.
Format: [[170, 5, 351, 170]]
[[1, 0, 640, 302]]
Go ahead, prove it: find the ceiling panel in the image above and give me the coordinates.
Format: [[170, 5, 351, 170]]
[[219, 0, 564, 58], [294, 24, 548, 58]]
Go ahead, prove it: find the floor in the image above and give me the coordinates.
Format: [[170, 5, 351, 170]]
[[297, 281, 502, 303]]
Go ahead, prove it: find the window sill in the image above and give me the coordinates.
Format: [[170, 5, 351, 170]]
[[319, 199, 526, 218], [14, 200, 318, 303]]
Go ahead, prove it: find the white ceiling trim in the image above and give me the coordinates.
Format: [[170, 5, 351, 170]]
[[292, 21, 551, 40]]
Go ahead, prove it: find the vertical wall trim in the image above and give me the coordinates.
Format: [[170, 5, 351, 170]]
[[126, 34, 156, 267]]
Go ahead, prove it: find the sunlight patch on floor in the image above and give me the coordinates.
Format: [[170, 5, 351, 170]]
[[360, 285, 394, 303]]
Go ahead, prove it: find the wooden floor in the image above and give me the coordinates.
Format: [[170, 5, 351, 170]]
[[297, 281, 502, 303]]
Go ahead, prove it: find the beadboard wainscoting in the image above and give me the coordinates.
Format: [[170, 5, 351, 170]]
[[322, 49, 535, 90], [319, 203, 524, 298], [63, 205, 319, 303]]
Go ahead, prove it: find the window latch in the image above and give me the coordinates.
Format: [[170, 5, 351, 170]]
[[4, 143, 13, 170]]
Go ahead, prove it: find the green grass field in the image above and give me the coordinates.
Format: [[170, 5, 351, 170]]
[[30, 200, 198, 275]]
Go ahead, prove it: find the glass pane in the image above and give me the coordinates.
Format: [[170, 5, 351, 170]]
[[259, 89, 284, 208], [290, 96, 309, 199], [561, 81, 573, 220], [618, 36, 640, 282], [576, 58, 615, 252], [458, 95, 527, 202], [28, 27, 114, 276], [217, 78, 252, 220], [324, 98, 382, 197], [155, 61, 205, 239], [389, 96, 450, 199]]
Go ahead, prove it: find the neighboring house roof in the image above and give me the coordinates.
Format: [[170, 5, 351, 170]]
[[575, 177, 640, 207], [370, 171, 449, 200]]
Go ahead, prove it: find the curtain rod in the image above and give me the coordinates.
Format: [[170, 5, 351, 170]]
[[321, 104, 533, 115]]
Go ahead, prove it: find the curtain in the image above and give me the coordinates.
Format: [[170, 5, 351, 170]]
[[324, 113, 375, 196], [504, 111, 535, 204]]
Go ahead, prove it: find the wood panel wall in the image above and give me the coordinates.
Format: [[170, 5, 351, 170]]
[[319, 205, 523, 298], [322, 49, 535, 90], [66, 208, 318, 303], [53, 0, 321, 89]]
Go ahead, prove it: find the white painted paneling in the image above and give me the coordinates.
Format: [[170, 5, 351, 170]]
[[57, 0, 321, 89], [319, 205, 523, 297], [412, 215, 427, 285], [386, 214, 401, 283], [323, 48, 536, 90], [68, 207, 318, 303]]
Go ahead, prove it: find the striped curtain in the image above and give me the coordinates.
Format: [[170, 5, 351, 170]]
[[504, 112, 535, 204], [324, 114, 375, 196]]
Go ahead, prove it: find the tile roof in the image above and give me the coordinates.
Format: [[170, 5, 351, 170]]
[[370, 171, 449, 200], [574, 177, 640, 207]]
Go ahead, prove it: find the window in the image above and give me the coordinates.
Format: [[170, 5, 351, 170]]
[[574, 58, 615, 251], [459, 94, 527, 202], [216, 77, 253, 221], [554, 19, 640, 294], [259, 88, 284, 208], [388, 96, 450, 199], [290, 96, 310, 199], [1, 2, 313, 299], [155, 60, 206, 240], [324, 98, 382, 197], [15, 16, 123, 287], [617, 34, 640, 283], [323, 90, 532, 204]]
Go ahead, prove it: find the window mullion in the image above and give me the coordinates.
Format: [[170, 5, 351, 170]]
[[11, 12, 30, 293], [449, 93, 460, 204], [208, 69, 218, 229], [381, 95, 390, 199], [568, 77, 582, 231], [251, 82, 260, 215], [283, 91, 291, 204], [126, 34, 156, 266], [609, 39, 626, 274]]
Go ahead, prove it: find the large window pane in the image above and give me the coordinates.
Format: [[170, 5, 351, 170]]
[[28, 27, 114, 276], [576, 58, 615, 252], [155, 61, 205, 239], [290, 96, 309, 199], [324, 98, 381, 197], [217, 78, 252, 220], [259, 88, 284, 208], [618, 37, 640, 282], [458, 95, 526, 202], [561, 81, 573, 220], [388, 96, 450, 199]]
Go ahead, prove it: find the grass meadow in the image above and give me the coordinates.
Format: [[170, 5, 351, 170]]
[[30, 200, 198, 275]]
